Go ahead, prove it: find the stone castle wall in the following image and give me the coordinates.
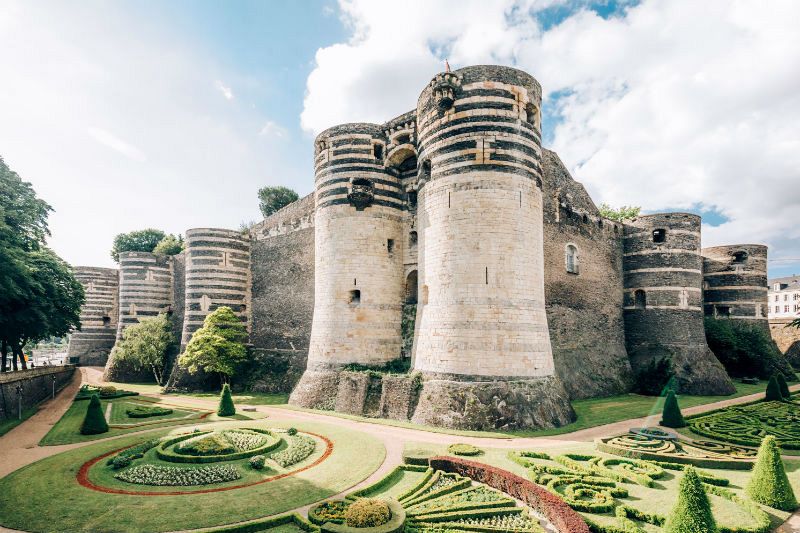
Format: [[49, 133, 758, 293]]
[[66, 266, 119, 366], [702, 245, 769, 324], [770, 317, 800, 365]]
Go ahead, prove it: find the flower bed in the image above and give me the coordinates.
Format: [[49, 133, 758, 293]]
[[686, 401, 800, 450], [156, 429, 282, 464], [114, 464, 241, 486], [75, 384, 138, 401], [271, 434, 317, 467]]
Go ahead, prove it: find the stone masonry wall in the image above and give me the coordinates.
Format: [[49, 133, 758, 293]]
[[66, 266, 119, 366], [770, 318, 800, 365], [702, 245, 769, 324], [0, 366, 74, 420]]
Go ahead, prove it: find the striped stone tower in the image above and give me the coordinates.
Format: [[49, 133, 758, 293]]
[[410, 65, 574, 429], [702, 245, 769, 324], [181, 228, 251, 345], [115, 252, 174, 339], [290, 123, 405, 408], [66, 266, 119, 365], [623, 213, 734, 394]]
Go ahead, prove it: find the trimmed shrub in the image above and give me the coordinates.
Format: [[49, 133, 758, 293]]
[[110, 455, 132, 469], [777, 372, 791, 400], [766, 375, 783, 402], [80, 394, 109, 435], [287, 427, 298, 436], [218, 383, 236, 416], [746, 435, 798, 511], [249, 455, 266, 470], [660, 390, 686, 428], [344, 499, 391, 528], [126, 405, 173, 418], [664, 466, 716, 533], [447, 443, 482, 456]]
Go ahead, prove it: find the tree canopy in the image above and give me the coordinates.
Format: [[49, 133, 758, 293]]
[[152, 234, 184, 256], [110, 313, 174, 384], [110, 228, 166, 262], [598, 203, 641, 222], [178, 306, 247, 384], [258, 186, 298, 218]]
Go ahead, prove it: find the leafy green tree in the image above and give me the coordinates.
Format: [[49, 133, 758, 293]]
[[110, 314, 174, 384], [218, 383, 236, 416], [746, 435, 797, 511], [0, 157, 52, 251], [178, 306, 247, 385], [766, 375, 784, 402], [110, 228, 166, 262], [152, 234, 184, 256], [660, 389, 686, 428], [664, 466, 716, 533], [258, 186, 298, 217], [598, 203, 641, 222], [80, 394, 109, 435]]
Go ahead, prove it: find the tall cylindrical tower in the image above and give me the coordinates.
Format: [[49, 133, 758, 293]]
[[623, 213, 734, 394], [410, 65, 573, 430], [181, 228, 251, 346], [290, 123, 405, 408], [66, 266, 119, 365], [702, 245, 769, 324]]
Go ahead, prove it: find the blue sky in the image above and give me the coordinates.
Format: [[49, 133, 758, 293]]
[[0, 0, 798, 278]]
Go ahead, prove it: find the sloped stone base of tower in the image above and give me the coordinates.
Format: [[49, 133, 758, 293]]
[[410, 374, 575, 431], [629, 345, 735, 396], [288, 369, 340, 410]]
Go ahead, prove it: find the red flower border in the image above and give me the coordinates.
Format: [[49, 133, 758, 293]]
[[76, 431, 334, 496], [428, 456, 590, 533]]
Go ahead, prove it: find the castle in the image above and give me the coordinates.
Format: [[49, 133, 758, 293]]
[[67, 65, 776, 430]]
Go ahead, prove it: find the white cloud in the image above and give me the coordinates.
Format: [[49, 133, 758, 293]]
[[259, 120, 288, 138], [87, 127, 146, 162], [301, 0, 800, 270], [215, 79, 235, 100]]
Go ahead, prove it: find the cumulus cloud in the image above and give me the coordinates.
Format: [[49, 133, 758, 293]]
[[301, 0, 800, 270]]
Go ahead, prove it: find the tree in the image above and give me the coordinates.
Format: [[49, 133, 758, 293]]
[[776, 372, 791, 400], [746, 435, 797, 511], [152, 234, 184, 256], [218, 383, 236, 416], [80, 394, 109, 435], [598, 203, 641, 222], [110, 228, 166, 262], [766, 375, 784, 402], [660, 389, 686, 428], [178, 306, 247, 384], [664, 466, 716, 533], [0, 157, 52, 251], [258, 186, 298, 218], [110, 314, 174, 384]]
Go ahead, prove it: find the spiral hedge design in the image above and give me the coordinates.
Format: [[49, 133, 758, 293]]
[[687, 400, 800, 449]]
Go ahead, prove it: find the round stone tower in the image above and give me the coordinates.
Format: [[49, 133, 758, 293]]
[[702, 245, 769, 324], [410, 65, 574, 430], [66, 266, 119, 366], [290, 123, 405, 408], [623, 213, 734, 394]]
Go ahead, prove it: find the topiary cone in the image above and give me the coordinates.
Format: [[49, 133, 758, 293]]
[[746, 435, 798, 511], [776, 372, 791, 400], [766, 375, 784, 402], [660, 389, 686, 428], [664, 466, 716, 533], [80, 394, 109, 435], [217, 383, 236, 416]]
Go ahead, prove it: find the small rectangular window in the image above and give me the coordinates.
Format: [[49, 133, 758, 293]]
[[652, 229, 666, 243], [373, 144, 383, 160], [349, 290, 361, 304], [387, 239, 394, 254], [102, 316, 111, 327], [717, 306, 730, 317]]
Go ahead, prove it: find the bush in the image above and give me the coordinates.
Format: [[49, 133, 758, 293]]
[[80, 394, 109, 435], [249, 455, 266, 470], [660, 390, 686, 428], [777, 372, 791, 399], [447, 443, 482, 456], [99, 386, 117, 395], [110, 455, 132, 469], [705, 317, 796, 380], [633, 357, 674, 396], [287, 427, 298, 436], [746, 435, 798, 511], [664, 466, 716, 533], [106, 439, 160, 467], [218, 383, 236, 416], [766, 375, 784, 402], [344, 499, 391, 528], [126, 405, 173, 418]]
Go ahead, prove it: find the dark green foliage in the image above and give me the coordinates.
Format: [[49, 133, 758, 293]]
[[447, 443, 482, 456], [746, 435, 798, 511], [343, 357, 411, 374], [111, 313, 174, 384], [249, 455, 266, 470], [110, 455, 132, 469], [110, 228, 166, 262], [776, 372, 791, 399], [106, 439, 159, 467], [287, 427, 298, 436], [766, 375, 784, 402], [705, 317, 796, 380], [179, 306, 248, 382], [126, 405, 173, 418], [664, 466, 716, 533], [257, 186, 298, 218], [660, 390, 686, 428], [152, 234, 184, 256], [633, 357, 674, 396], [598, 203, 641, 222], [218, 383, 236, 416], [80, 395, 109, 435]]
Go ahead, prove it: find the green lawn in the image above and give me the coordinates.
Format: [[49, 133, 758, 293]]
[[0, 407, 38, 437], [96, 380, 290, 406], [0, 420, 386, 533], [278, 381, 784, 439]]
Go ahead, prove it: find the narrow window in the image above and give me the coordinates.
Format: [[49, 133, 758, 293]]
[[525, 103, 539, 127], [397, 134, 410, 145], [448, 191, 451, 208], [634, 290, 647, 309], [519, 191, 522, 208], [102, 316, 111, 327], [349, 290, 361, 304], [387, 239, 395, 254], [565, 244, 579, 274], [405, 271, 418, 304], [354, 278, 357, 286], [733, 251, 748, 263], [422, 160, 431, 175], [485, 266, 488, 285], [409, 231, 418, 250], [407, 191, 417, 209], [582, 214, 588, 223], [373, 144, 383, 160], [652, 229, 666, 243], [716, 305, 731, 317]]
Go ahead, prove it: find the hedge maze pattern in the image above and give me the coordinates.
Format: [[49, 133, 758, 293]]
[[688, 400, 800, 449], [509, 451, 771, 533]]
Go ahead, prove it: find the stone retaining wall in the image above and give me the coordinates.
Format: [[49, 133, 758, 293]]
[[0, 366, 75, 420]]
